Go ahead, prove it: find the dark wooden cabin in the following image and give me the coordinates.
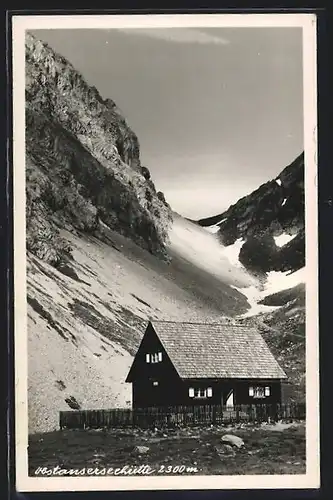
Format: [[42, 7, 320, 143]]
[[126, 321, 287, 408]]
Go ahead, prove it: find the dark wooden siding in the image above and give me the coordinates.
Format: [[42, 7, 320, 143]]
[[133, 377, 283, 408], [127, 323, 182, 408]]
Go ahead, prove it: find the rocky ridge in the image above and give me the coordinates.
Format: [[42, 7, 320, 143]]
[[198, 153, 305, 275], [198, 153, 306, 402], [26, 32, 172, 267]]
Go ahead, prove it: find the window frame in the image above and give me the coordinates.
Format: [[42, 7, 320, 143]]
[[249, 385, 269, 399], [146, 351, 163, 364], [189, 387, 213, 399]]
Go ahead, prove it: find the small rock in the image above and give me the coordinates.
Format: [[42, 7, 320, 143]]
[[221, 434, 245, 449], [215, 445, 236, 457], [132, 445, 150, 455]]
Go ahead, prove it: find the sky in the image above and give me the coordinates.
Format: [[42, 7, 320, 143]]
[[31, 27, 304, 219]]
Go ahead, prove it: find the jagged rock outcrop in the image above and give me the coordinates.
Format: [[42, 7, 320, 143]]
[[198, 153, 304, 275], [25, 32, 172, 266]]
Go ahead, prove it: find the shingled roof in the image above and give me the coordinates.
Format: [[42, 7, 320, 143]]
[[150, 321, 287, 380]]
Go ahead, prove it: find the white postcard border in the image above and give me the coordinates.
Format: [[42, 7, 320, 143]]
[[12, 13, 319, 492]]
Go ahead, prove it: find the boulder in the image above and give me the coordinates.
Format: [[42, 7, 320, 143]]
[[221, 434, 245, 449]]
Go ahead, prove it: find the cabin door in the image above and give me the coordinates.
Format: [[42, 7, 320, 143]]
[[221, 389, 234, 408], [226, 390, 234, 408]]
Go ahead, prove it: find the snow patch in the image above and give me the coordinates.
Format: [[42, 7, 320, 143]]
[[264, 267, 305, 296], [274, 232, 297, 247], [232, 267, 306, 317], [204, 218, 227, 235], [276, 178, 282, 186], [205, 225, 220, 234], [222, 238, 245, 268], [168, 216, 252, 286], [230, 284, 279, 317]]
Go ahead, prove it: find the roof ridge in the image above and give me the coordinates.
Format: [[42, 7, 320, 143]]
[[151, 320, 254, 328]]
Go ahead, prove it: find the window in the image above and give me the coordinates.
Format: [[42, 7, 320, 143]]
[[194, 388, 206, 398], [189, 387, 213, 399], [254, 387, 265, 398], [147, 351, 163, 364], [153, 381, 159, 386], [249, 386, 267, 399]]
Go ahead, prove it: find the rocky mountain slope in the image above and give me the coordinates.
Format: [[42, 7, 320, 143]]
[[197, 154, 306, 403], [27, 224, 245, 433], [25, 34, 306, 434], [198, 153, 305, 276], [26, 33, 254, 434], [26, 31, 172, 265]]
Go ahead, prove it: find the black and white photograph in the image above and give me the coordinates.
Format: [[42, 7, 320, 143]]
[[13, 13, 319, 491]]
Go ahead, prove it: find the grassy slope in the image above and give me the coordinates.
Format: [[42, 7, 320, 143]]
[[28, 423, 306, 476]]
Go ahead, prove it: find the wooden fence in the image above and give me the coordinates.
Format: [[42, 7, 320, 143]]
[[59, 403, 305, 430]]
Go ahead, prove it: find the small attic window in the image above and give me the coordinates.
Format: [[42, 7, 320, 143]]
[[145, 354, 150, 363], [265, 386, 270, 397], [151, 353, 158, 363], [150, 352, 163, 363]]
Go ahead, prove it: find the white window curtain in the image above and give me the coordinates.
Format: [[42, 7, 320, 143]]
[[158, 352, 163, 362], [249, 386, 254, 396], [189, 388, 194, 398], [145, 353, 150, 363], [265, 386, 270, 396], [255, 387, 265, 398], [207, 387, 213, 398]]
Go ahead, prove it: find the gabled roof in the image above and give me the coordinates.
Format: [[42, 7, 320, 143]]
[[150, 321, 287, 380]]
